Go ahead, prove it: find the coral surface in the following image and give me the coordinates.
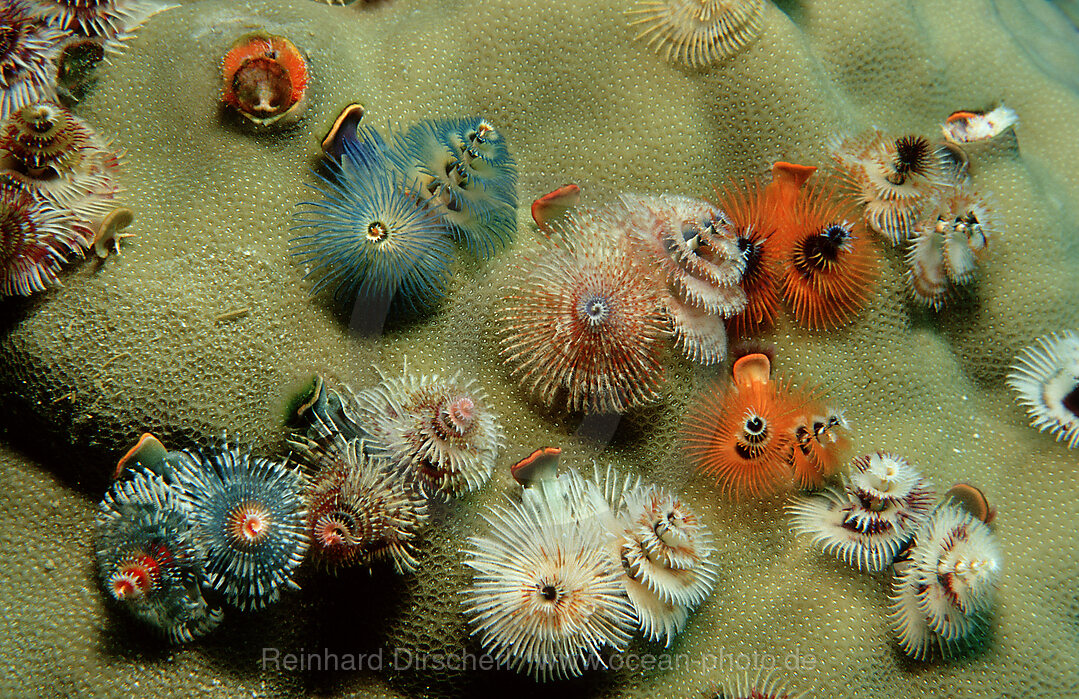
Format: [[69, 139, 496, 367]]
[[1, 0, 1078, 697]]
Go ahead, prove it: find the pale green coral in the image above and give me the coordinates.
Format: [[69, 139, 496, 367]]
[[1, 0, 1077, 697]]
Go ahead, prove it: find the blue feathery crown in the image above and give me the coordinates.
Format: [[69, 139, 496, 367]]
[[171, 445, 308, 611], [290, 113, 518, 314]]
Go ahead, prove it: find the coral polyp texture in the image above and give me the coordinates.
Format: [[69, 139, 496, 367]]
[[388, 116, 518, 258], [293, 421, 429, 573], [626, 0, 764, 68], [499, 211, 667, 413], [1006, 331, 1079, 448], [221, 32, 308, 128], [0, 0, 63, 121], [461, 477, 636, 680], [291, 137, 455, 309], [889, 501, 1002, 659], [352, 366, 503, 497], [96, 469, 223, 643], [683, 353, 799, 497], [788, 452, 934, 571], [171, 444, 308, 611]]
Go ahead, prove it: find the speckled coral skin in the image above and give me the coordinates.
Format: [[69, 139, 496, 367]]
[[0, 0, 1077, 697]]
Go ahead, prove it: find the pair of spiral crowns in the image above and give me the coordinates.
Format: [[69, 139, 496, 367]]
[[291, 104, 518, 312], [830, 105, 1016, 309], [461, 447, 717, 680], [788, 450, 1002, 660], [98, 434, 307, 641], [1, 100, 129, 296], [290, 368, 503, 574], [682, 351, 852, 497]]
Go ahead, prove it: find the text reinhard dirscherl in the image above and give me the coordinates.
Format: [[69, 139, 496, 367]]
[[259, 646, 818, 673]]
